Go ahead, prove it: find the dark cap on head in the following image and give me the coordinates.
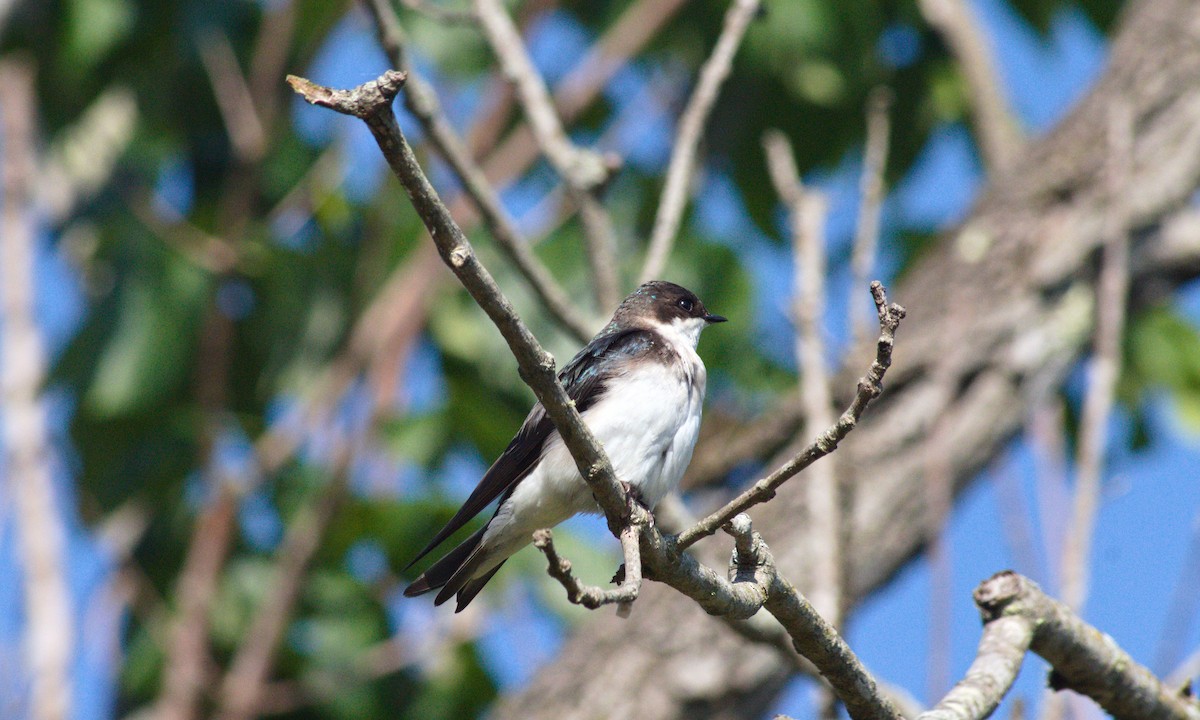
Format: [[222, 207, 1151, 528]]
[[613, 280, 727, 326]]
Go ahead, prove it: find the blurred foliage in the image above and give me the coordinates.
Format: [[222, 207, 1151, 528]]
[[0, 0, 1163, 717]]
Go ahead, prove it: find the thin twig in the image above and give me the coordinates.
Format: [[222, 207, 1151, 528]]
[[361, 0, 596, 341], [639, 0, 761, 283], [474, 0, 621, 310], [127, 189, 241, 274], [154, 489, 237, 720], [533, 525, 643, 610], [1154, 506, 1200, 675], [0, 55, 74, 720], [851, 87, 892, 344], [676, 281, 905, 551], [916, 0, 1022, 171], [993, 460, 1049, 586], [1060, 100, 1133, 615], [1029, 395, 1070, 594]]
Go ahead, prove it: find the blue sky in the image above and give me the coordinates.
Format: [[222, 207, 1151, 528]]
[[2, 1, 1198, 719]]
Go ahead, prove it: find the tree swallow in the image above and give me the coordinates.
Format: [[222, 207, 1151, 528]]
[[403, 280, 726, 612]]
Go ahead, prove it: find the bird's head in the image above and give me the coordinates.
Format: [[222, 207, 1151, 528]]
[[611, 280, 726, 346]]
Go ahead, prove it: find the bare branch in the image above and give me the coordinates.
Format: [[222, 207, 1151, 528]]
[[676, 282, 905, 551], [723, 518, 901, 720], [291, 70, 911, 720], [154, 491, 237, 720], [361, 0, 596, 341], [917, 606, 1031, 719], [534, 524, 643, 611], [639, 0, 761, 283], [851, 87, 892, 343], [1060, 100, 1134, 615], [0, 54, 74, 720], [215, 461, 350, 720], [127, 189, 241, 274], [474, 0, 621, 310], [916, 0, 1022, 171], [1154, 505, 1200, 675], [198, 30, 266, 163], [965, 572, 1199, 720]]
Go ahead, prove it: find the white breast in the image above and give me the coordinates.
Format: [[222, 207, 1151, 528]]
[[480, 321, 708, 566]]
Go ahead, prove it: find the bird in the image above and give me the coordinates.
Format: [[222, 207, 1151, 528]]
[[403, 280, 726, 612]]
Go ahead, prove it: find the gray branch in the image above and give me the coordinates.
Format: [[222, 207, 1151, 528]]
[[640, 0, 762, 283], [534, 524, 643, 610], [918, 572, 1200, 720], [361, 0, 596, 342], [286, 70, 631, 528], [289, 69, 910, 720], [474, 0, 621, 310], [676, 281, 905, 551]]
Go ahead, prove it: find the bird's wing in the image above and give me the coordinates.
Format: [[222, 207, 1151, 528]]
[[403, 327, 657, 570]]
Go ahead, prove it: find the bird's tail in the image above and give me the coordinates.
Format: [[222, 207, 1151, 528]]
[[403, 526, 507, 612]]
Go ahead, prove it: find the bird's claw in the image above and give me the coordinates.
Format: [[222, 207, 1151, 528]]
[[619, 480, 650, 511]]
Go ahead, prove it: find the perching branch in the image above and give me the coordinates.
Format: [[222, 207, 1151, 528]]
[[676, 281, 905, 551], [639, 0, 761, 284], [292, 69, 912, 720], [287, 70, 631, 529], [721, 516, 903, 720], [474, 0, 621, 310], [361, 0, 596, 342]]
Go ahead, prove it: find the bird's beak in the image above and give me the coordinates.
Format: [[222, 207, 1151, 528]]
[[704, 314, 727, 324]]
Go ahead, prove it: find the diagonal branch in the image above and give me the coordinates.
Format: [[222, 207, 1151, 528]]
[[288, 70, 630, 527], [474, 0, 621, 310], [214, 459, 350, 720], [639, 0, 761, 283], [916, 0, 1022, 171], [361, 0, 595, 341], [676, 281, 904, 551]]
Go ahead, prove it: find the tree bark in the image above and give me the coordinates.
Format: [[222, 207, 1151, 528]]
[[493, 1, 1200, 718]]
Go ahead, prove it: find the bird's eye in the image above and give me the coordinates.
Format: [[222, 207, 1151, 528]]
[[678, 297, 695, 313]]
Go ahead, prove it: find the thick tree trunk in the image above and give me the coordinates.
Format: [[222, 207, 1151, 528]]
[[493, 1, 1200, 718]]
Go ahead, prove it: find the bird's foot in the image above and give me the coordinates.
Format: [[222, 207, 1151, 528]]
[[619, 480, 650, 512]]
